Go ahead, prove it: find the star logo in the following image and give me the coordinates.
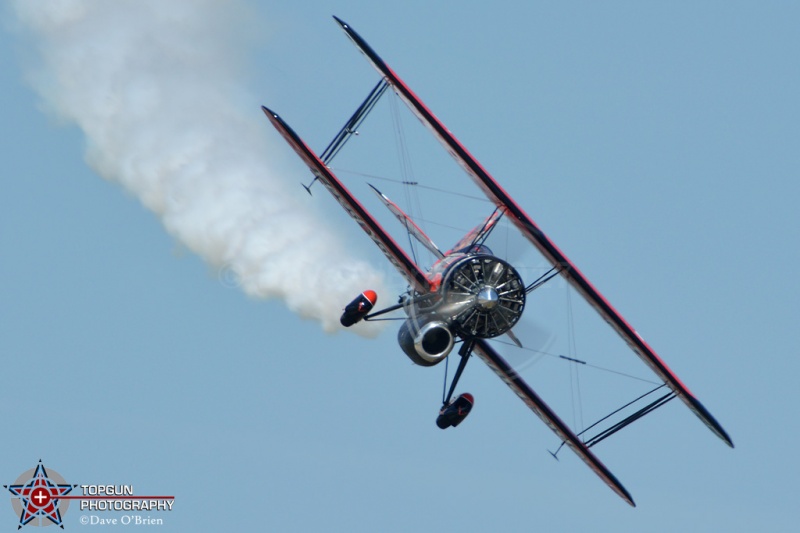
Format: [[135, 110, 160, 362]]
[[5, 461, 76, 529]]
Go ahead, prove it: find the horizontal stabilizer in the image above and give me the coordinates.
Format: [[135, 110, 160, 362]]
[[368, 184, 444, 259]]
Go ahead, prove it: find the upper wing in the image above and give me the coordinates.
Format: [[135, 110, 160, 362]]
[[334, 17, 733, 449], [261, 106, 431, 294], [474, 340, 635, 507]]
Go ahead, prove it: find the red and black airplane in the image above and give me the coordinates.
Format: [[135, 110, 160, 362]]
[[261, 17, 733, 507]]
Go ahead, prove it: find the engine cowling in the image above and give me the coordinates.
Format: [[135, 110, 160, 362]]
[[397, 316, 454, 366]]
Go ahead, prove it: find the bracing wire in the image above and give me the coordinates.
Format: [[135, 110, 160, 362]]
[[490, 338, 661, 385], [565, 288, 584, 432], [331, 168, 490, 203], [388, 91, 422, 265]]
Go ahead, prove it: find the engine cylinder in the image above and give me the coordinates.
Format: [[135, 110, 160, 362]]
[[441, 254, 525, 338], [397, 316, 454, 366]]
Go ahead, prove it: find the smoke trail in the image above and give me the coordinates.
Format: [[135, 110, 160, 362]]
[[11, 0, 388, 335]]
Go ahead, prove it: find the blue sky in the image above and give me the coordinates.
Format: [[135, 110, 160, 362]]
[[1, 1, 798, 531]]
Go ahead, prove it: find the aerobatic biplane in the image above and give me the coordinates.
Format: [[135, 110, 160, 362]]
[[261, 16, 733, 507]]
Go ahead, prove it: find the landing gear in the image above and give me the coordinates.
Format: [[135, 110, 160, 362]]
[[436, 339, 475, 429], [436, 393, 474, 428]]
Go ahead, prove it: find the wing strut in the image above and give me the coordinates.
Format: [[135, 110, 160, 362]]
[[303, 79, 389, 194], [442, 339, 475, 406], [583, 392, 676, 449], [551, 384, 677, 458], [321, 79, 389, 165]]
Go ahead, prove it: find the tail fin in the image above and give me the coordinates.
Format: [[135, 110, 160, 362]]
[[446, 207, 506, 255]]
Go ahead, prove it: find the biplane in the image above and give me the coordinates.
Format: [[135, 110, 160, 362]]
[[261, 16, 733, 507]]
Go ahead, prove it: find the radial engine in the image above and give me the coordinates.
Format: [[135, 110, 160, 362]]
[[398, 253, 525, 366]]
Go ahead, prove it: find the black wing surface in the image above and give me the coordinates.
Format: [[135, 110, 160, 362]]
[[261, 107, 431, 293], [334, 16, 732, 449]]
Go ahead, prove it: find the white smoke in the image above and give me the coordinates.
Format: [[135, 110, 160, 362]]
[[11, 0, 387, 335]]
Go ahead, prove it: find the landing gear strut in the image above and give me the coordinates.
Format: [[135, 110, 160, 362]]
[[436, 339, 475, 429]]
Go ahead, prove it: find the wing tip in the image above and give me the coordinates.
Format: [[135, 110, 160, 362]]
[[621, 489, 636, 508], [684, 393, 734, 449], [367, 183, 389, 203], [721, 431, 735, 449], [605, 467, 636, 507]]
